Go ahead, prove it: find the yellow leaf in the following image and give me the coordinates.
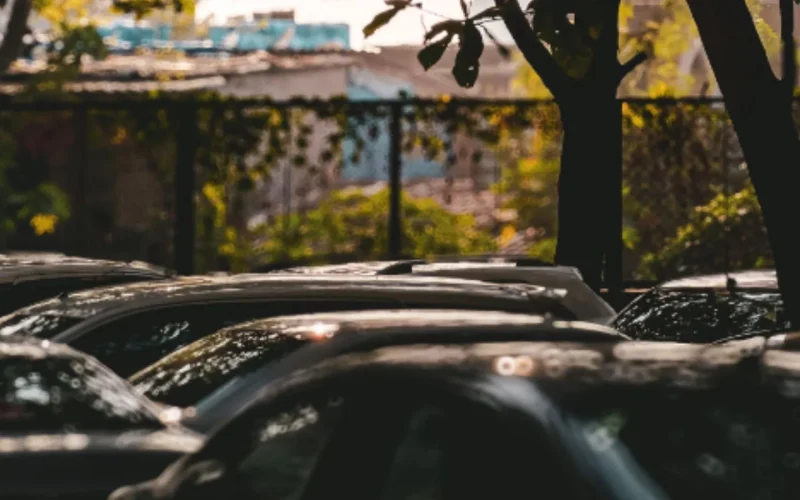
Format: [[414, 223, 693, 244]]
[[110, 126, 128, 145], [619, 2, 634, 27], [499, 225, 517, 246], [30, 213, 58, 236]]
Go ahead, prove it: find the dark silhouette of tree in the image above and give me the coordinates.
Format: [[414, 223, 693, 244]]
[[685, 0, 800, 326], [365, 0, 647, 289]]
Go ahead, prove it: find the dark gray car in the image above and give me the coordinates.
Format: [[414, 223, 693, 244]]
[[112, 335, 794, 500], [0, 336, 203, 499], [129, 309, 628, 433], [0, 274, 572, 377]]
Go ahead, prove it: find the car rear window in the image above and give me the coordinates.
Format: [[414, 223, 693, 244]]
[[131, 328, 311, 408], [0, 354, 163, 432], [613, 289, 788, 343], [0, 314, 85, 340]]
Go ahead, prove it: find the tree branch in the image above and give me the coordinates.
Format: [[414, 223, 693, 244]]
[[619, 51, 647, 80], [493, 0, 571, 98], [0, 0, 32, 74]]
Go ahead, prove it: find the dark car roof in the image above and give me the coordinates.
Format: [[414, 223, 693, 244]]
[[660, 269, 777, 290], [0, 253, 168, 281], [259, 335, 768, 398], [12, 274, 563, 320], [218, 309, 623, 340], [270, 257, 577, 276]]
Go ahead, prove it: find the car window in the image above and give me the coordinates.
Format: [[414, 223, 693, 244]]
[[131, 299, 401, 407], [176, 388, 346, 500], [131, 329, 311, 407], [379, 405, 448, 500], [0, 354, 163, 432], [235, 393, 344, 500], [70, 299, 401, 378], [571, 388, 800, 500], [613, 289, 788, 343], [375, 401, 570, 500]]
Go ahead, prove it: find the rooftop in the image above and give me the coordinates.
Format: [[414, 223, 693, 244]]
[[2, 50, 357, 95]]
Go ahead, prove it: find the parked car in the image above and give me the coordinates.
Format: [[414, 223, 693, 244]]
[[613, 269, 788, 343], [0, 253, 168, 317], [0, 336, 203, 499], [111, 335, 800, 500], [271, 255, 616, 323], [129, 309, 628, 433], [0, 274, 574, 378]]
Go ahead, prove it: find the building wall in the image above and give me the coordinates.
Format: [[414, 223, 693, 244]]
[[342, 67, 445, 182], [221, 66, 349, 99]]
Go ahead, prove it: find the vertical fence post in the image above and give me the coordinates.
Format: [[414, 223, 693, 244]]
[[388, 102, 403, 259], [604, 100, 624, 303], [72, 107, 89, 256], [174, 102, 197, 275]]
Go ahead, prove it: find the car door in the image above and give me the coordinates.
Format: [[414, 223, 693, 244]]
[[162, 370, 592, 500]]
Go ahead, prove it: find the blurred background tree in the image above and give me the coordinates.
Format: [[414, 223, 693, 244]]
[[257, 188, 497, 264]]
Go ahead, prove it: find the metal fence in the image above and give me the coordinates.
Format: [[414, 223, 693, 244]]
[[0, 96, 771, 290]]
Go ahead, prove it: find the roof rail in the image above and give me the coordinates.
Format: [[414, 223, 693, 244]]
[[429, 254, 557, 267], [374, 259, 426, 275]]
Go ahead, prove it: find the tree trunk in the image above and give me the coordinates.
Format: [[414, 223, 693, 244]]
[[688, 0, 800, 327], [0, 0, 32, 73], [556, 90, 620, 290]]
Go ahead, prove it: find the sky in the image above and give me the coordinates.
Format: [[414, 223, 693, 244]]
[[195, 0, 510, 48]]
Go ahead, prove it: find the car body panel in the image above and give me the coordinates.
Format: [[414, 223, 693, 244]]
[[131, 309, 629, 433], [113, 335, 776, 500]]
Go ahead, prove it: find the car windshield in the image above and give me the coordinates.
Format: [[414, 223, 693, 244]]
[[130, 328, 311, 408], [0, 313, 85, 340], [612, 289, 788, 343], [0, 353, 163, 432], [570, 388, 800, 500]]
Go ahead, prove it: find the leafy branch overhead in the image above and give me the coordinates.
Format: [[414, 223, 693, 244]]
[[364, 0, 649, 91]]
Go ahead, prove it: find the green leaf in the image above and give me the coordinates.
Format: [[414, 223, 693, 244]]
[[452, 21, 484, 88], [363, 7, 400, 39], [418, 33, 454, 70]]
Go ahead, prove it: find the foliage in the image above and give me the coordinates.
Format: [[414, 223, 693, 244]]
[[639, 183, 772, 280], [111, 0, 192, 19], [48, 22, 107, 67], [256, 188, 497, 263], [33, 0, 88, 25], [0, 117, 71, 244]]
